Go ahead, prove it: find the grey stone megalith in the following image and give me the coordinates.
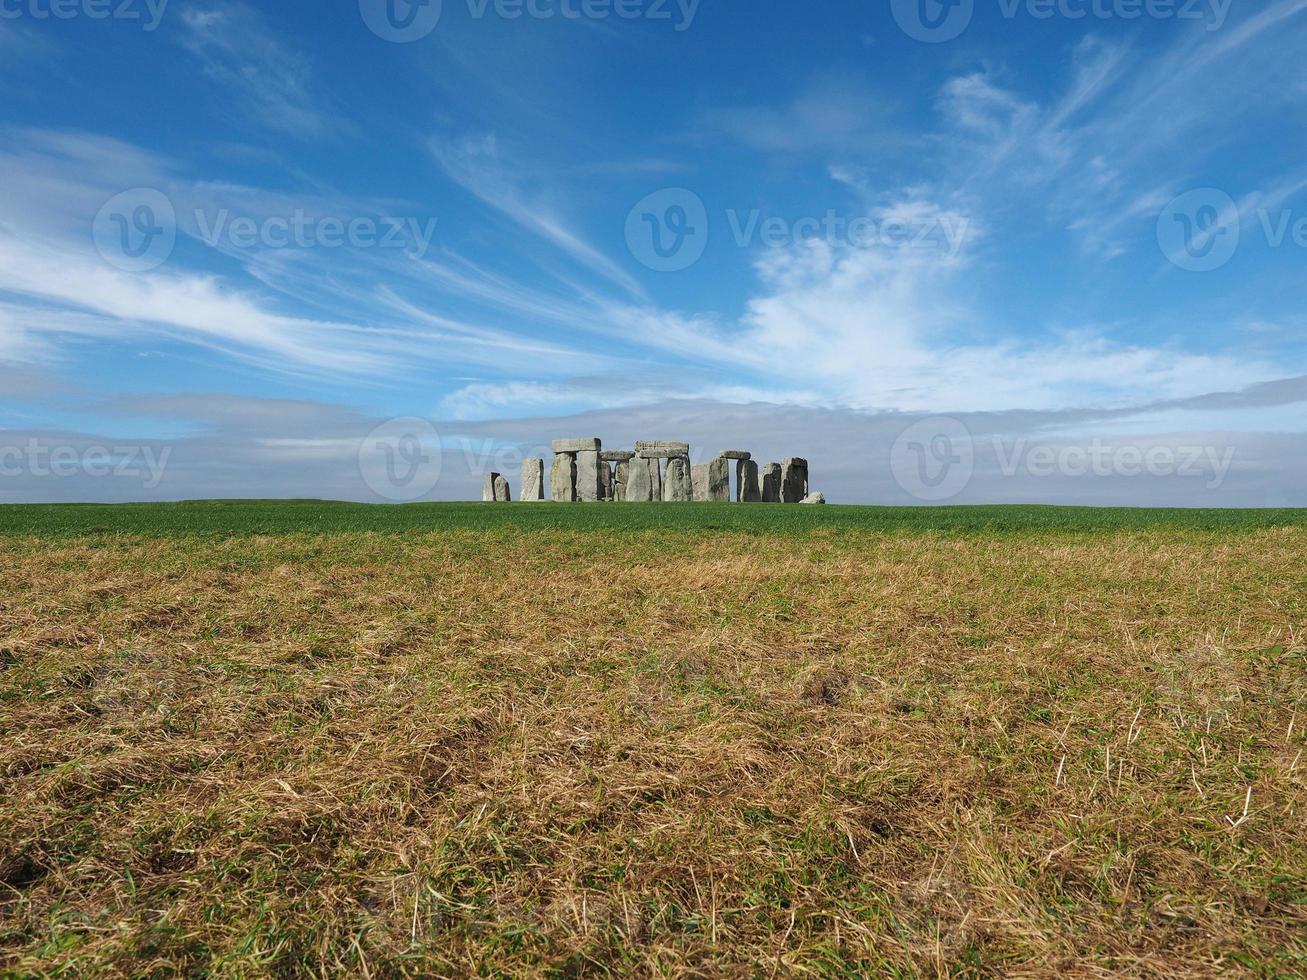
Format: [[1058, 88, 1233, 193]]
[[614, 459, 630, 501], [482, 472, 500, 502], [576, 450, 602, 502], [553, 438, 601, 503], [520, 458, 545, 501], [781, 457, 809, 503], [761, 463, 782, 503], [551, 453, 576, 502], [738, 459, 761, 502], [600, 450, 633, 503], [707, 457, 730, 501], [493, 475, 511, 502], [625, 454, 660, 502], [663, 456, 693, 501], [691, 463, 709, 501]]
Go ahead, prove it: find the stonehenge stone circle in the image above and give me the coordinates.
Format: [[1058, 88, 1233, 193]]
[[520, 458, 545, 501], [483, 436, 820, 504]]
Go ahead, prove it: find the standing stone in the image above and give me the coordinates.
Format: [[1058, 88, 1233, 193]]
[[599, 462, 614, 501], [614, 459, 629, 502], [781, 457, 809, 503], [625, 454, 659, 502], [663, 456, 692, 501], [761, 463, 782, 503], [520, 458, 545, 502], [691, 463, 709, 502], [482, 472, 500, 502], [551, 453, 576, 502], [576, 449, 602, 502], [707, 457, 730, 502], [737, 459, 761, 502], [493, 475, 511, 502]]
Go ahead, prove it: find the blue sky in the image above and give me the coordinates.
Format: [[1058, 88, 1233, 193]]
[[2, 0, 1307, 504]]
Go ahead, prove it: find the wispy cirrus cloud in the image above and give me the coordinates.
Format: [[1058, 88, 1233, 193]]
[[177, 3, 335, 138], [430, 134, 649, 300]]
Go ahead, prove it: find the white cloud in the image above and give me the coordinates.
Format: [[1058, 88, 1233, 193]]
[[430, 134, 648, 300], [178, 3, 332, 138]]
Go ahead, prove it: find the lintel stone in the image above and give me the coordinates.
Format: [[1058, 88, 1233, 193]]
[[717, 450, 751, 460], [635, 440, 689, 455], [553, 438, 601, 453]]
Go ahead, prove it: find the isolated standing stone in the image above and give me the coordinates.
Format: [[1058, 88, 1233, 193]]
[[520, 458, 545, 502], [576, 449, 602, 502], [761, 463, 782, 503], [482, 472, 500, 502], [737, 459, 761, 502], [663, 456, 692, 501], [493, 475, 511, 502], [551, 453, 576, 502], [707, 457, 730, 502], [691, 463, 709, 502], [781, 457, 809, 503]]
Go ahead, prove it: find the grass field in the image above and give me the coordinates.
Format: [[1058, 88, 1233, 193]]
[[2, 501, 1304, 975]]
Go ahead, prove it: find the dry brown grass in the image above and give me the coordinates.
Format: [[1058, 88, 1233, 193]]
[[1, 527, 1304, 976]]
